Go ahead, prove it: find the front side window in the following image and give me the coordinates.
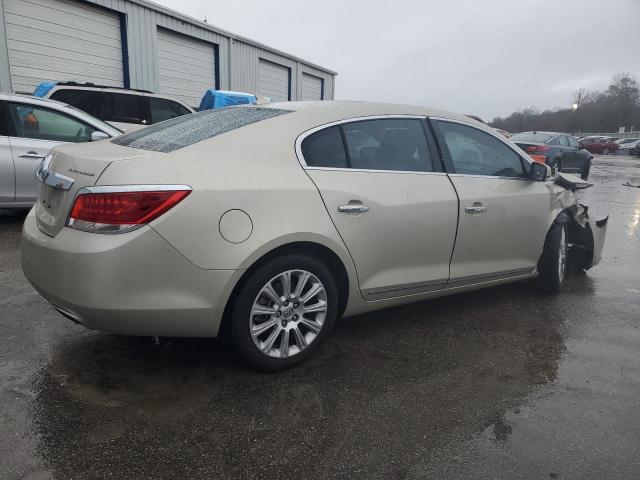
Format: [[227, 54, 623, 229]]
[[98, 93, 145, 124], [149, 97, 192, 124], [558, 135, 569, 147], [342, 118, 433, 172], [548, 136, 560, 146], [437, 121, 526, 178], [49, 89, 101, 116], [6, 103, 98, 142], [568, 136, 579, 148]]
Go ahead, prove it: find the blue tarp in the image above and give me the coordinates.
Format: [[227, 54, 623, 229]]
[[198, 89, 257, 111], [32, 81, 58, 97]]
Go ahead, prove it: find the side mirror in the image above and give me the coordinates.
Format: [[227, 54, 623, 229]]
[[530, 162, 549, 181], [578, 142, 584, 149], [90, 131, 110, 142]]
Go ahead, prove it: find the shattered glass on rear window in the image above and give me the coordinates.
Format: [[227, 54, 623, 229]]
[[112, 107, 290, 152]]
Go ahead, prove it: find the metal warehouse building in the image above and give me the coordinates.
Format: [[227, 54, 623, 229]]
[[0, 0, 336, 106]]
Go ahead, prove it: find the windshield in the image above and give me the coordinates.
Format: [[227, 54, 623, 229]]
[[510, 132, 553, 143], [112, 107, 289, 152]]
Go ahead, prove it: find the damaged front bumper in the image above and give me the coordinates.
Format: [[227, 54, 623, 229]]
[[569, 204, 608, 270]]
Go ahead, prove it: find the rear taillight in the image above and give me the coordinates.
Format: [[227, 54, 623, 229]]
[[67, 186, 191, 233], [526, 145, 551, 154], [529, 154, 547, 164]]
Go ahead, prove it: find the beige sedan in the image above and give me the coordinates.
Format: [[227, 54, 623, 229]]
[[21, 102, 607, 371]]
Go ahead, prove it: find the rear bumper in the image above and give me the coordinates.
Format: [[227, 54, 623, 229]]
[[21, 208, 235, 337]]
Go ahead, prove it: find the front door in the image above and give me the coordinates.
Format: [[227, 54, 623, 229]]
[[299, 117, 459, 299], [432, 119, 551, 285]]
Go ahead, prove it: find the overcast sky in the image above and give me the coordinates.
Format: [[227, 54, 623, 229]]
[[155, 0, 640, 120]]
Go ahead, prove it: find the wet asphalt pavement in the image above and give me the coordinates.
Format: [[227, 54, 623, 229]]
[[1, 155, 639, 480]]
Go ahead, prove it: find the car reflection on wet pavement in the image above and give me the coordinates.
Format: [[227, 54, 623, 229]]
[[1, 155, 639, 480]]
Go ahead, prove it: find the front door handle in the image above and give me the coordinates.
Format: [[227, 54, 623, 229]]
[[338, 204, 369, 214], [19, 151, 45, 160], [465, 205, 487, 214]]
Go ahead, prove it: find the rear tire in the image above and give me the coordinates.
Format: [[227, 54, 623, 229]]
[[536, 222, 568, 294], [230, 253, 339, 372]]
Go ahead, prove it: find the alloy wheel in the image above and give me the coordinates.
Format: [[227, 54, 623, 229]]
[[250, 269, 328, 358]]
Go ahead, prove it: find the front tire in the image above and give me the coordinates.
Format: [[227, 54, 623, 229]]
[[580, 161, 591, 180], [536, 222, 568, 294], [602, 148, 610, 155], [230, 253, 339, 371]]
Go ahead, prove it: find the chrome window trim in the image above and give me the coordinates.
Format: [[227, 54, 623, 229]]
[[295, 114, 434, 173], [303, 166, 447, 176], [429, 116, 539, 181], [80, 184, 193, 194]]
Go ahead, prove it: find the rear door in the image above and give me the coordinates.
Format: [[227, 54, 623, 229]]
[[432, 119, 551, 284], [6, 102, 100, 203], [0, 102, 14, 203], [557, 134, 580, 172], [299, 116, 459, 299]]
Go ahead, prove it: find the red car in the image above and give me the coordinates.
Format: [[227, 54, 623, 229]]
[[580, 136, 619, 155]]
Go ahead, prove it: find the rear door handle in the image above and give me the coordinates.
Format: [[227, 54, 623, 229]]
[[465, 206, 487, 214], [19, 151, 45, 160], [338, 204, 369, 213]]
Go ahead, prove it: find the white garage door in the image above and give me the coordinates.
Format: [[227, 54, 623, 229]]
[[301, 73, 324, 101], [4, 0, 124, 93], [258, 59, 290, 102], [157, 28, 216, 107]]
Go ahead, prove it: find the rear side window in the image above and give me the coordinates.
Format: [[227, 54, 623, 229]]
[[49, 89, 101, 116], [436, 121, 525, 178], [342, 118, 433, 172], [300, 118, 435, 172], [113, 107, 289, 152], [149, 97, 191, 124], [558, 136, 569, 147], [568, 136, 579, 148], [99, 93, 146, 125], [301, 126, 348, 168]]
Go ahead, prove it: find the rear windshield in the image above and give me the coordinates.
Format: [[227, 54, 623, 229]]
[[112, 107, 290, 152], [510, 133, 553, 143]]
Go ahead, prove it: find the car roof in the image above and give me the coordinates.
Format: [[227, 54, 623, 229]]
[[0, 92, 70, 107], [49, 84, 193, 106], [516, 131, 565, 136], [266, 100, 485, 127]]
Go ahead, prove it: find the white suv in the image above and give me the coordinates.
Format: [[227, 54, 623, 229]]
[[36, 82, 195, 132]]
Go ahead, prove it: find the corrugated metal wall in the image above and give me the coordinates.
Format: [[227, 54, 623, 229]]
[[0, 0, 336, 99]]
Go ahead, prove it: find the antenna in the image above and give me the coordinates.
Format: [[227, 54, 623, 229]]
[[203, 14, 207, 23]]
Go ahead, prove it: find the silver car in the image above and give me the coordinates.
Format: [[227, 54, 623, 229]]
[[21, 102, 607, 371], [0, 94, 121, 208]]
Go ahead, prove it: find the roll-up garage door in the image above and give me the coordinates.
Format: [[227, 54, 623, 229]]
[[258, 59, 290, 102], [157, 28, 217, 107], [4, 0, 124, 93], [301, 73, 324, 101]]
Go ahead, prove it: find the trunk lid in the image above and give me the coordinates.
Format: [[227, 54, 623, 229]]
[[35, 141, 147, 237]]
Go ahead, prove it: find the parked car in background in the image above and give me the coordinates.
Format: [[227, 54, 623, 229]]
[[510, 131, 593, 179], [580, 136, 619, 155], [0, 94, 121, 208], [615, 138, 640, 152], [21, 102, 607, 371], [632, 143, 640, 157], [33, 82, 194, 132]]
